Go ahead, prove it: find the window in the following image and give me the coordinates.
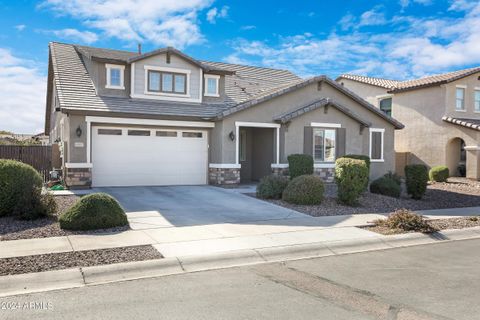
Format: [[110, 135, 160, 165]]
[[128, 130, 150, 136], [182, 132, 203, 138], [313, 128, 336, 162], [379, 97, 392, 116], [98, 129, 122, 135], [369, 129, 384, 162], [147, 70, 187, 94], [475, 90, 480, 112], [106, 64, 125, 89], [239, 130, 247, 161], [456, 87, 465, 110], [204, 75, 220, 97], [156, 131, 177, 137]]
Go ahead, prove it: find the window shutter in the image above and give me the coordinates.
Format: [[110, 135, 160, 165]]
[[303, 127, 313, 155], [372, 132, 382, 159], [336, 128, 346, 158]]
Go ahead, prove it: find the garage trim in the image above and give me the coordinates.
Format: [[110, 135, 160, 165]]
[[85, 116, 215, 163]]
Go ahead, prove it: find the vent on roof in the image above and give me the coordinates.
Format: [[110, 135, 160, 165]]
[[137, 43, 142, 54]]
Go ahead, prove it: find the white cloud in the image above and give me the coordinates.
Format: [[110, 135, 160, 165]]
[[400, 0, 433, 8], [40, 0, 214, 48], [359, 7, 387, 27], [0, 49, 46, 134], [206, 5, 229, 23], [240, 25, 256, 31], [49, 28, 98, 44], [225, 2, 480, 79], [448, 0, 478, 11], [15, 24, 26, 31]]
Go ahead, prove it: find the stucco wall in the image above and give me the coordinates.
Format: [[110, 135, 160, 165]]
[[445, 72, 480, 117], [67, 114, 88, 163], [82, 58, 131, 98], [393, 85, 479, 175], [212, 81, 397, 180], [338, 79, 390, 107]]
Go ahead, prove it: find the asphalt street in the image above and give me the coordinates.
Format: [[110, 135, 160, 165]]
[[1, 238, 479, 320]]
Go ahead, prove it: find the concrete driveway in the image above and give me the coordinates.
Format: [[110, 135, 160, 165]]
[[96, 186, 309, 229]]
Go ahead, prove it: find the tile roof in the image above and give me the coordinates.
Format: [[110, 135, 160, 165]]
[[273, 98, 371, 127], [442, 116, 480, 131], [46, 42, 403, 131], [336, 74, 400, 89], [338, 67, 480, 93]]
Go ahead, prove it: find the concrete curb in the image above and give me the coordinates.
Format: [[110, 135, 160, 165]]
[[2, 227, 480, 298], [81, 258, 184, 285]]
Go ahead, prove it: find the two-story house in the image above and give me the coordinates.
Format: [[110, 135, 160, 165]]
[[45, 42, 403, 188], [337, 67, 480, 180]]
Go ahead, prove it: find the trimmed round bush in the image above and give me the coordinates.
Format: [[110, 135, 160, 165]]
[[342, 155, 371, 190], [59, 193, 128, 230], [287, 154, 314, 179], [429, 165, 449, 182], [0, 159, 44, 219], [369, 176, 401, 198], [383, 171, 402, 186], [282, 175, 324, 205], [257, 175, 289, 199], [405, 164, 429, 200], [335, 158, 369, 206]]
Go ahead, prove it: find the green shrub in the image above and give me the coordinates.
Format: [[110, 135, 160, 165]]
[[287, 154, 313, 179], [59, 193, 128, 230], [369, 176, 401, 198], [282, 175, 324, 205], [405, 164, 429, 200], [335, 158, 369, 206], [429, 166, 449, 182], [342, 155, 371, 190], [383, 171, 402, 186], [343, 154, 371, 171], [0, 159, 49, 219], [374, 209, 432, 232], [257, 175, 289, 199]]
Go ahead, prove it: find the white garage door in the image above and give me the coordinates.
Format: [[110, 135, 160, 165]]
[[92, 126, 208, 187]]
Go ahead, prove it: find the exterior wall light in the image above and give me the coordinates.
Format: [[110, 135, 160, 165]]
[[229, 131, 235, 141], [76, 126, 82, 138]]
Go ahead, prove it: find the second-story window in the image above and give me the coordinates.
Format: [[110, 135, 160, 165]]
[[456, 87, 465, 111], [204, 75, 220, 97], [379, 97, 392, 116], [148, 70, 187, 94], [106, 64, 125, 89], [475, 89, 480, 112]]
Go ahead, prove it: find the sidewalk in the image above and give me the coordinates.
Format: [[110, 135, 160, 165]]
[[0, 213, 383, 259]]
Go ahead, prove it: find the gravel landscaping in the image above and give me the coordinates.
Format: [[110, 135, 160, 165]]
[[0, 195, 130, 241], [0, 245, 163, 276], [260, 177, 480, 217], [366, 216, 480, 235]]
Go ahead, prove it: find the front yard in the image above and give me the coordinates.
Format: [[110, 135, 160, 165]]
[[0, 195, 130, 241], [259, 177, 480, 217]]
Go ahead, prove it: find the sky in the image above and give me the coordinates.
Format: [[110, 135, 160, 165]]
[[0, 0, 479, 133]]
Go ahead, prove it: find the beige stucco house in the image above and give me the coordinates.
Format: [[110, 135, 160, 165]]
[[337, 67, 480, 179], [45, 42, 403, 188]]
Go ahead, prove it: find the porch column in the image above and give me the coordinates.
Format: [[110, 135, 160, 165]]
[[276, 126, 280, 164], [235, 124, 240, 165]]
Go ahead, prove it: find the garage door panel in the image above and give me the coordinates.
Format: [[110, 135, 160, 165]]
[[92, 127, 208, 187]]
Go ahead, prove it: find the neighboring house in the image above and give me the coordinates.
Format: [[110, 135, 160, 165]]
[[337, 67, 480, 179], [45, 42, 403, 188], [0, 133, 48, 145]]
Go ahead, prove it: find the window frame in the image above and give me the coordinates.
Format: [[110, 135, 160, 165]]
[[105, 64, 125, 90], [474, 88, 480, 113], [144, 66, 191, 97], [455, 86, 466, 111], [147, 70, 187, 95], [378, 97, 393, 116], [369, 128, 385, 162], [204, 74, 220, 97], [312, 127, 336, 163]]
